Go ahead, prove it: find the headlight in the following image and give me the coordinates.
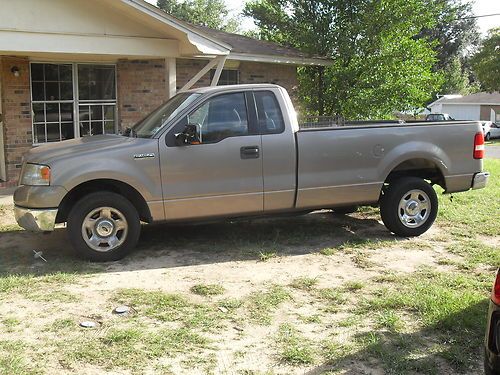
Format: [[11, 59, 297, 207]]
[[21, 163, 51, 186]]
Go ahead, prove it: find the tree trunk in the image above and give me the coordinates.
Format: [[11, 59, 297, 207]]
[[317, 66, 325, 116]]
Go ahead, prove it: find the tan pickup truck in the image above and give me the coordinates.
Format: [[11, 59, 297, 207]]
[[14, 84, 489, 261]]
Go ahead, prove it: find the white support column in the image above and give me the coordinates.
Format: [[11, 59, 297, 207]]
[[210, 55, 227, 86], [0, 74, 5, 182], [165, 57, 177, 99], [179, 56, 225, 92]]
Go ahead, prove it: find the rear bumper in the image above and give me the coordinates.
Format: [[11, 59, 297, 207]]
[[14, 205, 58, 232], [472, 171, 490, 190]]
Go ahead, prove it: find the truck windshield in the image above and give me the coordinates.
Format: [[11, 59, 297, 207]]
[[132, 93, 201, 138]]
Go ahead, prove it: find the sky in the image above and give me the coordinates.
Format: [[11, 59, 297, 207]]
[[145, 0, 500, 35]]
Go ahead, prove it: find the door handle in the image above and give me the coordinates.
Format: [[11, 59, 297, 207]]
[[240, 146, 260, 159]]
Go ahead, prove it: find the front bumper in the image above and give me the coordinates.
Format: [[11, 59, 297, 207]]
[[472, 171, 490, 190], [14, 205, 58, 232]]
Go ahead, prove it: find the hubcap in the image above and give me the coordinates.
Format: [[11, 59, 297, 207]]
[[398, 189, 431, 228], [81, 207, 128, 252]]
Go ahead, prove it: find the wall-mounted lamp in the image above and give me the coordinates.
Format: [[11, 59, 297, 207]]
[[11, 66, 20, 77]]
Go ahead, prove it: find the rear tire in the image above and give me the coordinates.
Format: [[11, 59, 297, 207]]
[[67, 192, 141, 261], [485, 132, 491, 141], [380, 177, 437, 237]]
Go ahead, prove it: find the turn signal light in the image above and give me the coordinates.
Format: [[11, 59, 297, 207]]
[[474, 132, 485, 159], [40, 166, 51, 181]]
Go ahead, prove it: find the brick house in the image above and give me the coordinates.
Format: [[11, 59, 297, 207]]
[[0, 0, 329, 187]]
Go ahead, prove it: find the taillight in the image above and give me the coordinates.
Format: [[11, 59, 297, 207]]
[[493, 270, 500, 305], [474, 132, 484, 159]]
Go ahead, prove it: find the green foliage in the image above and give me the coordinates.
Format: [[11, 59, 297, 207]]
[[471, 28, 500, 92], [156, 0, 239, 33], [439, 56, 480, 95], [420, 0, 480, 97], [419, 0, 479, 70], [245, 0, 443, 118]]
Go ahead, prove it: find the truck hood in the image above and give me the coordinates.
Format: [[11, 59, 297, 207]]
[[24, 135, 153, 165]]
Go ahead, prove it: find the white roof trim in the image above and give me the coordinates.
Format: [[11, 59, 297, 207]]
[[228, 52, 332, 66], [121, 0, 231, 55], [432, 102, 500, 106]]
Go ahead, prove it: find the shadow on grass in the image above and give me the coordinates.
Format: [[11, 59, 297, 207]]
[[306, 298, 490, 375], [0, 210, 403, 276]]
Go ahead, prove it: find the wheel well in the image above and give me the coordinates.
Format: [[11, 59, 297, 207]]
[[56, 179, 152, 224], [384, 158, 446, 190]]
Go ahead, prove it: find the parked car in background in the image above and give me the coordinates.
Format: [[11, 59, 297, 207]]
[[482, 122, 500, 141], [13, 84, 489, 261], [485, 269, 500, 375], [426, 113, 455, 121]]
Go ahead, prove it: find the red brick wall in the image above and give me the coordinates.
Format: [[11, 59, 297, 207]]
[[117, 59, 168, 130], [0, 57, 32, 187]]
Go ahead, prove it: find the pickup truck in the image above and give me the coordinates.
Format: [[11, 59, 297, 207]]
[[14, 84, 489, 261]]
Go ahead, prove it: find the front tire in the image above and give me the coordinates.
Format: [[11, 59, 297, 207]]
[[67, 192, 141, 261], [380, 177, 438, 237], [485, 132, 491, 141]]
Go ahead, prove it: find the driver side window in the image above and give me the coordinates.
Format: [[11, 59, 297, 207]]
[[186, 93, 249, 144]]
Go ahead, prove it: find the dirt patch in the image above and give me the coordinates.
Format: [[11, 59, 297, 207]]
[[0, 209, 494, 374]]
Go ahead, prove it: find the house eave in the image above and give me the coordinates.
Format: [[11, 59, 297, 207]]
[[121, 0, 231, 55], [227, 52, 333, 66]]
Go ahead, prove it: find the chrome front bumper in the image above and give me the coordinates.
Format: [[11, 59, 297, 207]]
[[14, 206, 58, 232], [472, 172, 490, 190]]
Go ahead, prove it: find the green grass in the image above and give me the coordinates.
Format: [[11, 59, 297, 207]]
[[190, 283, 225, 296], [446, 239, 500, 269], [0, 273, 77, 299], [114, 289, 226, 331], [437, 159, 500, 236], [246, 285, 291, 325], [0, 340, 37, 375], [289, 277, 318, 291], [1, 318, 20, 333], [259, 251, 277, 262], [358, 269, 491, 372], [63, 326, 209, 371], [275, 323, 315, 365]]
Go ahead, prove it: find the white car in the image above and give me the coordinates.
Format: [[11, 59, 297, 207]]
[[482, 121, 500, 141]]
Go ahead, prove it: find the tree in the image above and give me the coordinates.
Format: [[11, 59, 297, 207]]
[[471, 28, 500, 92], [157, 0, 240, 33], [244, 0, 443, 119], [440, 56, 480, 95], [418, 0, 480, 96], [419, 0, 479, 70]]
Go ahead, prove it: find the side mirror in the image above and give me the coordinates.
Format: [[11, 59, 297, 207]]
[[175, 124, 200, 146]]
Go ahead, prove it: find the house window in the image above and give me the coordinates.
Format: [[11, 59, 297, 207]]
[[210, 69, 239, 86], [30, 63, 117, 144]]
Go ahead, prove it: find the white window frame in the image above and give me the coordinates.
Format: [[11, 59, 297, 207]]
[[29, 62, 118, 145]]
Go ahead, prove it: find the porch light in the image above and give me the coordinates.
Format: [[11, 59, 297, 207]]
[[11, 66, 20, 77]]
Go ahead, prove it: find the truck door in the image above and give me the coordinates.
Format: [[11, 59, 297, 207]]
[[253, 90, 297, 211], [160, 91, 263, 220]]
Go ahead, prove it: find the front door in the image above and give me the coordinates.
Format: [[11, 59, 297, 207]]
[[0, 78, 6, 182], [160, 91, 263, 220]]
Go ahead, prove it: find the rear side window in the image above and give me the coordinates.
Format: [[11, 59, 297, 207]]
[[254, 91, 285, 134]]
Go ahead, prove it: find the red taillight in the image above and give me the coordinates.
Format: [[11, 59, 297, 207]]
[[493, 270, 500, 305], [474, 132, 485, 159]]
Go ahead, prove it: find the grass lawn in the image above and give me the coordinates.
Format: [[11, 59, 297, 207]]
[[0, 159, 498, 374]]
